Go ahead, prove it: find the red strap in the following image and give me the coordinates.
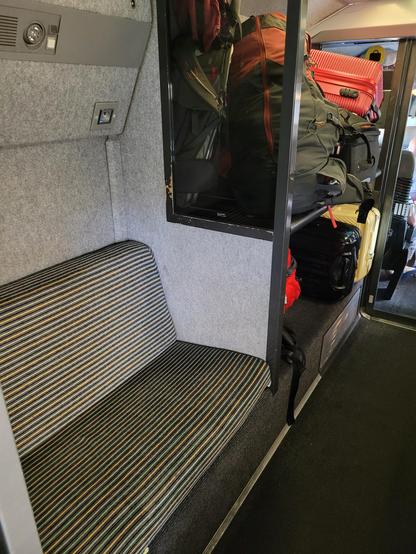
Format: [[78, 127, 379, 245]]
[[327, 205, 338, 229]]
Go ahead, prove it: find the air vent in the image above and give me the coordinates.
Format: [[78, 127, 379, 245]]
[[0, 14, 18, 48]]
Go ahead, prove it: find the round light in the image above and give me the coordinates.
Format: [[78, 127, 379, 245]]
[[24, 23, 45, 47]]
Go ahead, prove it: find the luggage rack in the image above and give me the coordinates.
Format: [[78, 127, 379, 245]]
[[290, 206, 328, 233], [173, 195, 328, 240]]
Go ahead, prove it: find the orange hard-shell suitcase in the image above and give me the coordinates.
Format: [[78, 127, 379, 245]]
[[310, 49, 384, 121]]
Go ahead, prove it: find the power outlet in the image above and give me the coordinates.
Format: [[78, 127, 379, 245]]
[[91, 102, 118, 130]]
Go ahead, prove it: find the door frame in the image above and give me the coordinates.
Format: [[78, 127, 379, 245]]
[[362, 38, 416, 327]]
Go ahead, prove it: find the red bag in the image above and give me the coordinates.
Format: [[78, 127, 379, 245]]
[[174, 0, 240, 52], [285, 250, 301, 311], [309, 49, 383, 121]]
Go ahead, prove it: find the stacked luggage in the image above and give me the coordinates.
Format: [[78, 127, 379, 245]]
[[227, 12, 380, 218], [291, 204, 381, 302], [170, 3, 384, 303]]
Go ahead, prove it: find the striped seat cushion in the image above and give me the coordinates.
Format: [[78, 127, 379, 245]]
[[21, 341, 271, 553], [0, 241, 176, 455]]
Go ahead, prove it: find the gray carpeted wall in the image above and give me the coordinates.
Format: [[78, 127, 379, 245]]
[[0, 138, 116, 283], [0, 0, 146, 284], [0, 0, 273, 358]]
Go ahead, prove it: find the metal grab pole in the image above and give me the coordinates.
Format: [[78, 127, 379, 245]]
[[266, 0, 308, 393]]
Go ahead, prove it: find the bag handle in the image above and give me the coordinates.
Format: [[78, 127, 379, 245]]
[[355, 131, 375, 166]]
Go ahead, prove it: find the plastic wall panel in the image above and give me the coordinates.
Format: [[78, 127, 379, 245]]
[[42, 0, 152, 22], [0, 0, 152, 146]]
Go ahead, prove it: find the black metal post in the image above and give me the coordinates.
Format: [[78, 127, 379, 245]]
[[156, 0, 176, 217], [266, 0, 308, 393]]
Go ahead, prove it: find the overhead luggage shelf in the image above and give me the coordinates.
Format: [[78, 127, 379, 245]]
[[290, 206, 328, 234], [168, 204, 330, 241]]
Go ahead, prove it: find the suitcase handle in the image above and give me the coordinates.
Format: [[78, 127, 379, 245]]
[[340, 87, 359, 99], [330, 253, 356, 291]]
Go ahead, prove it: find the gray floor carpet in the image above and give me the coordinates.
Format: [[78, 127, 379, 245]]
[[215, 318, 416, 554]]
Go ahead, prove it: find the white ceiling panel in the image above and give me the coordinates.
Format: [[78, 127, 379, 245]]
[[312, 0, 416, 41], [239, 0, 385, 28]]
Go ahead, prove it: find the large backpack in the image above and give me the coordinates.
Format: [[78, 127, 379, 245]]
[[228, 13, 366, 218], [170, 1, 240, 207]]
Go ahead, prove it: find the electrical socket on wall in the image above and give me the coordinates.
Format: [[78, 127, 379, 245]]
[[91, 102, 119, 130]]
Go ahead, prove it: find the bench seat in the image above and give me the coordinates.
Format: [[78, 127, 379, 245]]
[[0, 241, 270, 553]]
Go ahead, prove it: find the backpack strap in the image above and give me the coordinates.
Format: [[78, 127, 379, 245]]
[[281, 327, 307, 425], [355, 131, 375, 166], [229, 0, 242, 41], [357, 198, 375, 224]]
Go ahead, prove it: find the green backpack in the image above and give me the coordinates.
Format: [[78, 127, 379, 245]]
[[170, 0, 241, 208]]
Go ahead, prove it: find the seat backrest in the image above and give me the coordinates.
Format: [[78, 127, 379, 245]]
[[0, 241, 176, 456]]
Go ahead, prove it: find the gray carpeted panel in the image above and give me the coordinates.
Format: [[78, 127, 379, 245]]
[[286, 284, 362, 405], [0, 138, 115, 285], [150, 365, 292, 554], [0, 60, 138, 147], [215, 319, 416, 554], [106, 138, 128, 242], [120, 2, 273, 359], [376, 270, 416, 320]]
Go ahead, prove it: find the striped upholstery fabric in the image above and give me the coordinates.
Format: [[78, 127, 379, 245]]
[[0, 241, 176, 455], [0, 240, 271, 552], [21, 341, 270, 553]]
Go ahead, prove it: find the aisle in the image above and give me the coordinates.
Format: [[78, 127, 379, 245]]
[[214, 318, 416, 554]]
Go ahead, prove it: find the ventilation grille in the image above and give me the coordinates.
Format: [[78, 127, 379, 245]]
[[0, 14, 18, 48]]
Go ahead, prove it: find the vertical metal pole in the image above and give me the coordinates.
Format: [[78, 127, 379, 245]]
[[266, 0, 308, 393], [363, 39, 416, 319]]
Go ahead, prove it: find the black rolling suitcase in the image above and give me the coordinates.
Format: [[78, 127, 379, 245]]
[[290, 218, 361, 302]]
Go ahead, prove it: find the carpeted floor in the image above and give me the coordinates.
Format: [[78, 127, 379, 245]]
[[215, 318, 416, 554]]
